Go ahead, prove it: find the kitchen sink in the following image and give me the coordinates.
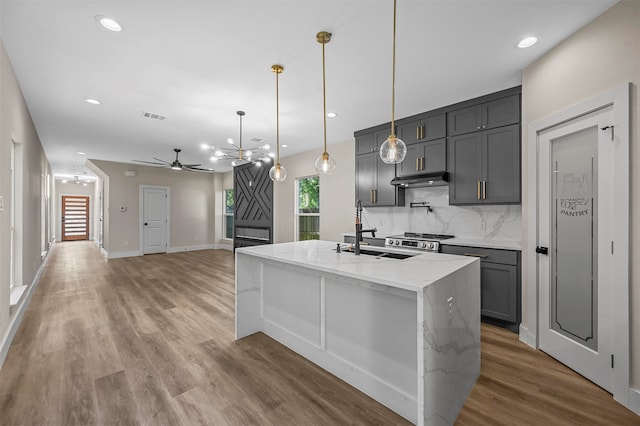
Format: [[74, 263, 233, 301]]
[[341, 248, 417, 260]]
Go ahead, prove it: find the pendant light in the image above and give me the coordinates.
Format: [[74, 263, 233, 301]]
[[269, 64, 287, 182], [379, 0, 407, 165], [314, 31, 336, 174]]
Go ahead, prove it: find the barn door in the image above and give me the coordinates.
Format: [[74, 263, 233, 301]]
[[62, 195, 89, 241]]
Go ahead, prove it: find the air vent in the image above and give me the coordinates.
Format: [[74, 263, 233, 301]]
[[141, 111, 167, 121]]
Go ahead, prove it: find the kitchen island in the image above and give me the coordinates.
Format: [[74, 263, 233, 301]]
[[235, 240, 480, 426]]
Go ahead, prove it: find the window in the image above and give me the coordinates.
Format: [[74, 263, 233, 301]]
[[224, 189, 234, 239], [296, 176, 319, 241]]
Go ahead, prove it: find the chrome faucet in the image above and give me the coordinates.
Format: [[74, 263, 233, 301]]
[[355, 200, 377, 255]]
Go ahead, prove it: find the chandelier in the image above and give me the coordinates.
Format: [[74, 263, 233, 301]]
[[202, 111, 274, 167]]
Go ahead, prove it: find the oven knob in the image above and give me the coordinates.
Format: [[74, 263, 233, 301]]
[[419, 242, 427, 248], [427, 242, 434, 249], [394, 240, 400, 246]]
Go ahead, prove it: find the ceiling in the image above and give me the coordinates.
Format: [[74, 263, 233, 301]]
[[1, 0, 617, 178]]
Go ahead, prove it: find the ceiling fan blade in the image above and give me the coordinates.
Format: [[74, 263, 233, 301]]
[[133, 160, 169, 166], [182, 163, 202, 167], [185, 166, 214, 172], [152, 157, 171, 164]]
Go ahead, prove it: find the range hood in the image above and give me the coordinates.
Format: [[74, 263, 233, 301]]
[[390, 171, 448, 188]]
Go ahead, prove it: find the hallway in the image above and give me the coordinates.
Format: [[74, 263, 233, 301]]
[[0, 242, 637, 425]]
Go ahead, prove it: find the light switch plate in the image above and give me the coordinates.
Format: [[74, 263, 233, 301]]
[[0, 195, 4, 212]]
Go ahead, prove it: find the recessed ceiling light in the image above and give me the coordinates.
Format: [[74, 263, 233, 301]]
[[62, 179, 68, 183], [281, 144, 288, 148], [327, 112, 337, 118], [85, 98, 101, 105], [517, 36, 538, 49], [77, 151, 86, 155], [97, 16, 122, 32]]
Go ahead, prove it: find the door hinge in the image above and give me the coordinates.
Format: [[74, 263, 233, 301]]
[[611, 240, 614, 254], [601, 125, 615, 141], [611, 354, 614, 368]]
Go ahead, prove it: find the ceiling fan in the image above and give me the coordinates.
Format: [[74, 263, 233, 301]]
[[134, 148, 213, 172]]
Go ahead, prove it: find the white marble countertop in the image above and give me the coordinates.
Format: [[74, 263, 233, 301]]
[[440, 238, 521, 251], [236, 240, 478, 293]]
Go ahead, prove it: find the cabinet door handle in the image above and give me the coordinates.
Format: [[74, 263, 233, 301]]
[[464, 253, 488, 258], [370, 189, 374, 203], [416, 126, 420, 140], [420, 125, 424, 139], [477, 181, 481, 200], [373, 189, 378, 204], [483, 181, 487, 199], [420, 157, 425, 171], [477, 126, 481, 130], [416, 157, 420, 171]]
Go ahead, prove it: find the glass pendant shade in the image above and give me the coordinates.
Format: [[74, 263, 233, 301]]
[[379, 135, 407, 164], [269, 163, 287, 182], [315, 152, 336, 174]]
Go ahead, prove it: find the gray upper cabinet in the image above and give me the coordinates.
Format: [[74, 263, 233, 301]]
[[355, 151, 402, 207], [448, 124, 520, 204], [355, 129, 390, 155], [397, 113, 446, 145], [448, 94, 520, 136], [397, 138, 446, 177]]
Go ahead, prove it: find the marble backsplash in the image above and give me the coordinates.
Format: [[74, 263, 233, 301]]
[[361, 186, 522, 242]]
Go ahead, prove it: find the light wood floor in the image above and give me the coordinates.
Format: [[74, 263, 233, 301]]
[[0, 242, 637, 425]]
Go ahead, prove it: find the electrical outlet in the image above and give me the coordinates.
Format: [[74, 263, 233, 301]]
[[124, 241, 129, 247], [447, 296, 454, 319], [0, 195, 4, 212]]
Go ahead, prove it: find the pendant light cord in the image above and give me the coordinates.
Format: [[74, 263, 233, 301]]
[[275, 69, 280, 163], [391, 0, 397, 138], [322, 39, 327, 153]]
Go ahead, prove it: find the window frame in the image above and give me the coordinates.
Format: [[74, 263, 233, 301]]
[[294, 175, 320, 242], [223, 188, 234, 240]]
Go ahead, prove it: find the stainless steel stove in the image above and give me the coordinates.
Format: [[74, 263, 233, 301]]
[[385, 232, 455, 252]]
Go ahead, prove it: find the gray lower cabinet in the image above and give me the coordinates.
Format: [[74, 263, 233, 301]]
[[448, 124, 520, 204], [440, 244, 521, 332], [355, 151, 404, 207], [397, 138, 446, 177], [447, 94, 520, 136]]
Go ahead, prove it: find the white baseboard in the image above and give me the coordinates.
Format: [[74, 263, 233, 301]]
[[629, 387, 640, 416], [167, 244, 214, 253], [0, 244, 53, 368], [103, 243, 230, 258], [107, 250, 142, 259], [518, 323, 536, 348]]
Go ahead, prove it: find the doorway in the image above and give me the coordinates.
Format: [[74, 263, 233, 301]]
[[527, 83, 629, 404], [61, 195, 90, 241], [140, 186, 169, 254]]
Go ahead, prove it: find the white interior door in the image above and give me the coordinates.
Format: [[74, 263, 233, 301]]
[[143, 187, 167, 254], [537, 106, 614, 392]]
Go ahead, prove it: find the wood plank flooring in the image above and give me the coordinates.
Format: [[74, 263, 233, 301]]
[[0, 241, 638, 425]]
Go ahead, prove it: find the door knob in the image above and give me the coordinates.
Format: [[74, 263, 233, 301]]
[[144, 222, 148, 226], [535, 246, 548, 255]]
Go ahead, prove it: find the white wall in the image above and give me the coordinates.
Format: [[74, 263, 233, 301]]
[[521, 0, 639, 387], [54, 181, 96, 242], [0, 40, 54, 363], [274, 139, 354, 243], [88, 160, 218, 256]]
